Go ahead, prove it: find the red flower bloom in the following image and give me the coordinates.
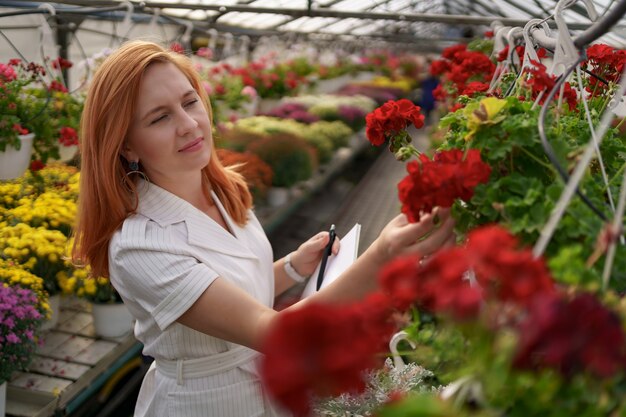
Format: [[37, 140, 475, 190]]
[[261, 299, 395, 416], [12, 124, 29, 135], [378, 254, 422, 311], [525, 61, 578, 110], [48, 80, 68, 93], [460, 81, 490, 97], [169, 42, 185, 54], [58, 126, 78, 147], [51, 57, 73, 70], [365, 99, 424, 146], [430, 59, 450, 76], [514, 293, 626, 378], [398, 149, 491, 222], [465, 226, 555, 306], [484, 30, 494, 38], [497, 45, 525, 63], [29, 160, 44, 171]]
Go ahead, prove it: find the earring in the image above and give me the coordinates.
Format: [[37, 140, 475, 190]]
[[123, 160, 150, 193]]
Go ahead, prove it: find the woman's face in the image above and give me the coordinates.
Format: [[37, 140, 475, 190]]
[[125, 61, 212, 186]]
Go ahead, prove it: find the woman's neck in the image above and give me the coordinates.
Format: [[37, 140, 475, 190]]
[[153, 173, 213, 212]]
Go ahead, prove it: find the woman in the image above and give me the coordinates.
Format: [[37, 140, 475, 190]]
[[73, 40, 455, 417]]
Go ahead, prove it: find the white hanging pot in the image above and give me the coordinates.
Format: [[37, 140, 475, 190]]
[[92, 302, 134, 338], [0, 133, 34, 180]]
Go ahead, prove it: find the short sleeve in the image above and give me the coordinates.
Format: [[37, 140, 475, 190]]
[[110, 231, 219, 331]]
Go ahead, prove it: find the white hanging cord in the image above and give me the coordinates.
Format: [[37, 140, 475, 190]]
[[37, 3, 58, 83], [207, 28, 218, 52], [222, 32, 234, 58], [575, 65, 617, 216], [601, 167, 626, 290], [181, 20, 193, 50], [148, 8, 163, 41], [533, 63, 626, 258], [389, 331, 416, 371], [117, 0, 135, 43], [488, 25, 512, 93]]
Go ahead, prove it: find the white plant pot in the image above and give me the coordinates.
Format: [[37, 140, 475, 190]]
[[58, 144, 78, 162], [267, 186, 290, 207], [0, 133, 34, 180], [40, 294, 60, 331], [92, 302, 134, 338], [0, 381, 6, 417]]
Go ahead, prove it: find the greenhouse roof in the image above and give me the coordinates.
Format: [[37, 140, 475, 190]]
[[1, 0, 626, 51]]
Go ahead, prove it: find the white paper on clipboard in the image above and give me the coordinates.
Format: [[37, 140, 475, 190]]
[[301, 223, 361, 298]]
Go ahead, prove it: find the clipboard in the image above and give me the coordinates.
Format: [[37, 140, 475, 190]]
[[301, 223, 361, 298]]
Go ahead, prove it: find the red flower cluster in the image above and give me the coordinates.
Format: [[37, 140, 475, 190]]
[[459, 81, 490, 98], [514, 293, 626, 378], [466, 225, 555, 306], [169, 42, 185, 55], [429, 44, 495, 102], [497, 46, 547, 63], [51, 57, 72, 70], [398, 149, 491, 223], [48, 80, 68, 93], [380, 250, 482, 318], [525, 61, 578, 111], [379, 225, 556, 320], [58, 126, 78, 147], [261, 295, 395, 416], [29, 160, 44, 171], [365, 99, 425, 146], [583, 43, 626, 96]]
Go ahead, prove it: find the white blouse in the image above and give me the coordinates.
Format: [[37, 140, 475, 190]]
[[109, 180, 287, 417]]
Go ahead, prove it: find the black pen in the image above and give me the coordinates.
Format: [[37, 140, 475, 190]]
[[316, 224, 336, 291]]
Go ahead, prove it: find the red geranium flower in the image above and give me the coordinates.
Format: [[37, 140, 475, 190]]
[[365, 99, 424, 147], [398, 149, 491, 222], [261, 297, 395, 416], [29, 160, 45, 171], [58, 126, 78, 147], [514, 293, 626, 378]]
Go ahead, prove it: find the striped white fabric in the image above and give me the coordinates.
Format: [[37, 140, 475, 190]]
[[109, 180, 289, 417]]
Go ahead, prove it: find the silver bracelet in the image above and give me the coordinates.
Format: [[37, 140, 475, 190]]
[[284, 252, 308, 283]]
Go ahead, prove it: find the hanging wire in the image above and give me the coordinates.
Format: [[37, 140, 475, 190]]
[[575, 63, 617, 215], [534, 60, 626, 257], [537, 54, 609, 221]]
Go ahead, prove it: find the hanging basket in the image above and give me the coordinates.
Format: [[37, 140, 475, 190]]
[[0, 133, 34, 181]]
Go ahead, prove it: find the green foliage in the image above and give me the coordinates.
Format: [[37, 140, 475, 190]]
[[246, 133, 315, 187], [438, 95, 626, 291]]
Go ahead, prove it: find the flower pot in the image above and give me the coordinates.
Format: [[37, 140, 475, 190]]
[[267, 186, 290, 207], [0, 380, 5, 417], [92, 302, 134, 338], [40, 293, 60, 331], [58, 144, 78, 162], [0, 132, 34, 180]]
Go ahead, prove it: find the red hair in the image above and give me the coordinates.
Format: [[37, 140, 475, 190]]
[[73, 40, 252, 277]]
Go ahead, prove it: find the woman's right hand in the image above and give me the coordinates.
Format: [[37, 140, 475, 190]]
[[370, 207, 456, 265]]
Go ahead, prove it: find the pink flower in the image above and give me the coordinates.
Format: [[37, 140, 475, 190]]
[[241, 85, 257, 98]]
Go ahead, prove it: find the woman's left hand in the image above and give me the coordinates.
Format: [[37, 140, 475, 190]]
[[290, 231, 341, 277]]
